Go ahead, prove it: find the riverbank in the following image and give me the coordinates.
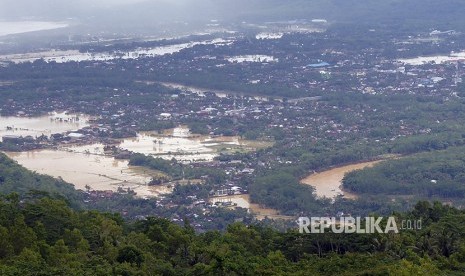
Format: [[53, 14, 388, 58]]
[[4, 149, 171, 198], [210, 194, 294, 220], [301, 160, 383, 199]]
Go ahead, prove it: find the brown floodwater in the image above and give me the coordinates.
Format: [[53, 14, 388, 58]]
[[120, 131, 218, 162], [0, 112, 89, 141], [2, 118, 269, 200], [50, 126, 255, 164], [158, 82, 278, 101], [119, 127, 253, 162], [5, 150, 172, 198], [210, 194, 293, 220], [301, 161, 382, 199]]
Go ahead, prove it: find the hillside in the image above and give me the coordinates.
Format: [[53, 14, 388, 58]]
[[0, 153, 81, 206], [0, 196, 463, 274]]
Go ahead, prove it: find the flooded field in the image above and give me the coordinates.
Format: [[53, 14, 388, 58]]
[[0, 112, 90, 142], [0, 38, 233, 64], [301, 161, 382, 199], [1, 113, 270, 198], [120, 130, 217, 162], [5, 150, 172, 198], [119, 127, 271, 162], [227, 55, 278, 63], [60, 127, 264, 163], [157, 82, 277, 101], [256, 32, 284, 40], [398, 51, 465, 65], [210, 194, 293, 220]]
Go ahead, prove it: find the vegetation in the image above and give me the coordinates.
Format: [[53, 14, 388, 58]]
[[3, 0, 465, 232], [0, 195, 463, 275], [0, 141, 22, 152], [248, 92, 465, 215], [4, 2, 465, 273], [343, 146, 465, 199], [0, 153, 248, 231], [0, 153, 81, 207], [128, 154, 227, 184], [250, 172, 328, 214]]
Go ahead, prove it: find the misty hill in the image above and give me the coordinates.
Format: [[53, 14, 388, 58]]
[[2, 0, 465, 31], [94, 0, 465, 28]]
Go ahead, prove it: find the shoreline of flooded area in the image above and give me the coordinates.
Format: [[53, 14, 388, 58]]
[[59, 128, 260, 163], [301, 160, 383, 199], [0, 112, 90, 142], [1, 112, 271, 200], [4, 149, 172, 198], [116, 127, 272, 162], [0, 38, 233, 64], [157, 82, 281, 101], [398, 51, 465, 65], [210, 194, 293, 220]]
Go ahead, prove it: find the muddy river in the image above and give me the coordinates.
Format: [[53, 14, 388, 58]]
[[301, 161, 382, 199]]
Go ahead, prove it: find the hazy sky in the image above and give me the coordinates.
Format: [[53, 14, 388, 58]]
[[0, 0, 226, 36], [0, 0, 229, 23], [0, 0, 148, 9], [0, 0, 153, 20]]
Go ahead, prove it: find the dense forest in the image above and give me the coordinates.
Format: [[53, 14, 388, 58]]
[[343, 146, 465, 199], [0, 194, 465, 275]]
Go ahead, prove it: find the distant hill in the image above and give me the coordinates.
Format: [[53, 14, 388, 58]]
[[2, 0, 465, 34], [88, 0, 456, 20], [94, 0, 465, 33]]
